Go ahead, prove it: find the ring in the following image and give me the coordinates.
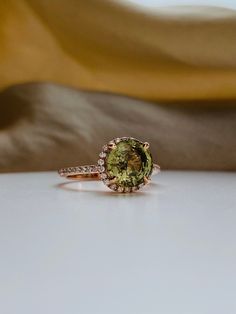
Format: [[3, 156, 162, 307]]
[[58, 137, 160, 193]]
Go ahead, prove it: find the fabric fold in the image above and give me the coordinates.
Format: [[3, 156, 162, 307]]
[[0, 83, 235, 172], [0, 1, 236, 101]]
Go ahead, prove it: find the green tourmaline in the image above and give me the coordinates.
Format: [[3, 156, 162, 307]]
[[106, 138, 153, 188]]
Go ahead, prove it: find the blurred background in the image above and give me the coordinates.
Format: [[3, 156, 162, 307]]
[[0, 0, 235, 172]]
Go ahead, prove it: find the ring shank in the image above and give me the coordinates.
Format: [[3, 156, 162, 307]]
[[59, 164, 160, 180]]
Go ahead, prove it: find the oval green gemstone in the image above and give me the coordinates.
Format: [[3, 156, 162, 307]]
[[105, 138, 153, 188]]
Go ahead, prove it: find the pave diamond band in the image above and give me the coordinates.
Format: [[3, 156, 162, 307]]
[[58, 137, 160, 193], [59, 165, 100, 177], [59, 163, 160, 180]]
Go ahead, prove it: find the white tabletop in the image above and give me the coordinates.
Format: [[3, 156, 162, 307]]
[[0, 171, 235, 314]]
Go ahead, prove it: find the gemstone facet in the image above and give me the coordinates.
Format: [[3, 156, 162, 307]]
[[99, 137, 153, 192]]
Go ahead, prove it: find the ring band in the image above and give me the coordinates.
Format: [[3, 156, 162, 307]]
[[59, 163, 160, 180], [58, 137, 160, 193]]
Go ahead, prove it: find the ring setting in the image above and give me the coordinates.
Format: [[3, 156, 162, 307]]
[[59, 137, 160, 193]]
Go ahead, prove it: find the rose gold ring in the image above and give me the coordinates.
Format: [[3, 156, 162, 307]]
[[58, 137, 160, 193]]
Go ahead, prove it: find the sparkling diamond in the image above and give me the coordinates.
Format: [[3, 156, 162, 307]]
[[100, 173, 107, 179], [99, 166, 105, 173], [98, 159, 104, 166], [103, 145, 108, 152], [115, 138, 121, 144], [109, 184, 117, 191], [91, 166, 97, 172], [117, 186, 124, 193], [99, 152, 106, 158]]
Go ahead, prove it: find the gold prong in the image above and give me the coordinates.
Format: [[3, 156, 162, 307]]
[[143, 142, 150, 150], [108, 142, 116, 150], [144, 176, 150, 185], [109, 177, 117, 184]]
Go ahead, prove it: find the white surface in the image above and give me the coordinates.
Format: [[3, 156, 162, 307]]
[[0, 171, 236, 314], [125, 0, 236, 9]]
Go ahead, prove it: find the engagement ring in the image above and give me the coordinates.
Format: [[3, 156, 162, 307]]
[[58, 137, 160, 193]]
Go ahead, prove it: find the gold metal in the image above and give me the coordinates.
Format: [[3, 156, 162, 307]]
[[108, 177, 117, 184], [143, 142, 150, 150], [144, 176, 150, 185], [108, 142, 116, 150], [65, 173, 99, 180]]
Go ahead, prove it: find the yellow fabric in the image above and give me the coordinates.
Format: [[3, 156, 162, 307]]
[[0, 0, 236, 101]]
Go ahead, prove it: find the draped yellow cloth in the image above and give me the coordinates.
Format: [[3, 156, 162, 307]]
[[0, 0, 236, 101]]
